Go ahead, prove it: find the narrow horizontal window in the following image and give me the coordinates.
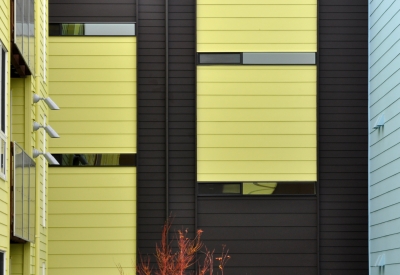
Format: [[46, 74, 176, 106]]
[[49, 23, 136, 36], [198, 53, 241, 64], [197, 52, 316, 65], [50, 154, 136, 167], [242, 52, 316, 65], [198, 182, 315, 196], [198, 183, 241, 195], [243, 182, 315, 195]]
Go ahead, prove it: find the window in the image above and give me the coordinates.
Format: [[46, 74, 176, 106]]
[[0, 251, 4, 275], [198, 182, 316, 196], [12, 142, 36, 243], [50, 153, 137, 167], [42, 116, 46, 227], [0, 44, 7, 179]]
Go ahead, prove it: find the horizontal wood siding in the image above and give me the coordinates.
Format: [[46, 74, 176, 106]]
[[136, 0, 167, 256], [369, 1, 400, 274], [197, 0, 317, 52], [49, 0, 136, 23], [49, 37, 136, 153], [197, 66, 317, 182], [48, 168, 136, 275], [198, 197, 318, 275], [319, 1, 369, 274], [168, 0, 196, 234], [0, 0, 10, 263], [0, 0, 9, 48], [11, 79, 25, 147], [10, 244, 23, 275]]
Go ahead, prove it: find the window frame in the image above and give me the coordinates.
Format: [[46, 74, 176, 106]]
[[0, 42, 7, 180]]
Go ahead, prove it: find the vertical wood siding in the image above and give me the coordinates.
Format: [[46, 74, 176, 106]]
[[49, 37, 137, 153], [49, 0, 136, 23], [197, 66, 317, 182], [197, 0, 317, 52], [369, 1, 400, 274], [48, 168, 136, 275], [319, 1, 369, 274]]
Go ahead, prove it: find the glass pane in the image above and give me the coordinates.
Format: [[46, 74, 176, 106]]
[[23, 154, 30, 239], [23, 0, 29, 61], [28, 0, 35, 73], [1, 49, 5, 133], [14, 143, 24, 238], [0, 139, 5, 176], [51, 154, 136, 167], [49, 23, 136, 36], [15, 0, 24, 55], [62, 24, 84, 35], [29, 157, 36, 242], [242, 182, 277, 195], [199, 53, 241, 64], [198, 183, 241, 195], [243, 182, 316, 195]]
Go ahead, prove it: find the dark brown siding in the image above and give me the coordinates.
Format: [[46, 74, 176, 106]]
[[137, 0, 197, 257], [49, 0, 136, 23], [137, 0, 166, 255], [167, 0, 196, 233], [318, 1, 369, 274], [198, 197, 318, 275]]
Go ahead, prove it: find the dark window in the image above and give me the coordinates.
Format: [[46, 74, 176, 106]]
[[198, 53, 241, 64], [198, 182, 316, 196], [50, 154, 137, 167]]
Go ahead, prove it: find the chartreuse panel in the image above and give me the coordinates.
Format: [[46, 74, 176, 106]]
[[197, 0, 317, 52], [49, 37, 136, 153], [48, 168, 136, 275], [197, 66, 317, 182]]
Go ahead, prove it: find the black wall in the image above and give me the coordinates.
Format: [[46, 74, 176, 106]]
[[49, 0, 136, 22], [198, 197, 318, 275], [318, 1, 369, 274], [136, 0, 197, 256]]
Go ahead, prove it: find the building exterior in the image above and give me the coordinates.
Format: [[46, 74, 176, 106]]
[[368, 1, 400, 274], [1, 0, 51, 274], [0, 0, 371, 274]]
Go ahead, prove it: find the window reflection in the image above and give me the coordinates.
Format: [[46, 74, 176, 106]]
[[51, 154, 136, 167], [198, 182, 315, 195]]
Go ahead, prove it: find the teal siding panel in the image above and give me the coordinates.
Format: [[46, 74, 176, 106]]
[[369, 0, 400, 272]]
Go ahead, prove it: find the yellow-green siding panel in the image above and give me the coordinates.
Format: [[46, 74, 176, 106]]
[[10, 244, 24, 275], [49, 168, 136, 275], [0, 0, 10, 48], [197, 1, 317, 52], [197, 66, 316, 182], [49, 37, 137, 153], [11, 79, 25, 146]]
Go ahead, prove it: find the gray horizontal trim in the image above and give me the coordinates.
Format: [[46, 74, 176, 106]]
[[243, 52, 316, 65], [49, 23, 136, 36]]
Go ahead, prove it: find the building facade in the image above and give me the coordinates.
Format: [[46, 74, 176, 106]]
[[0, 0, 370, 275], [1, 0, 51, 274]]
